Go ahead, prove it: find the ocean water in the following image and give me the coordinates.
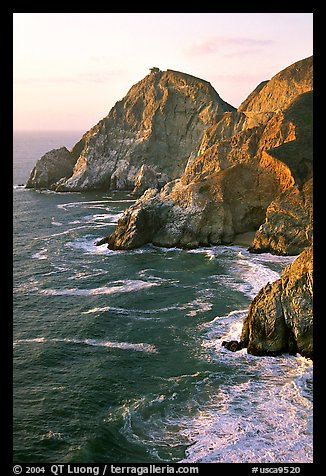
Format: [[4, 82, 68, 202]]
[[13, 131, 313, 464]]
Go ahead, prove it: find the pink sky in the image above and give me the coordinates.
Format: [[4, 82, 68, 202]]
[[13, 13, 313, 132]]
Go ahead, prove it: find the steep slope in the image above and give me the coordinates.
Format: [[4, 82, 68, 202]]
[[26, 69, 234, 192]]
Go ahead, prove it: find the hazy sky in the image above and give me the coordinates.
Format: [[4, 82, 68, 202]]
[[13, 13, 313, 132]]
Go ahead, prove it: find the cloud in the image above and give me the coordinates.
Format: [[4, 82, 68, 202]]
[[186, 36, 274, 56]]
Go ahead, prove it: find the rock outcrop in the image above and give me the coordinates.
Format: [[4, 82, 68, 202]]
[[100, 161, 289, 250], [223, 245, 313, 358], [25, 147, 76, 189], [26, 69, 234, 191], [99, 57, 313, 252]]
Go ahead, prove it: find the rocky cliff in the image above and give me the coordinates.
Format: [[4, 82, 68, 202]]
[[26, 57, 313, 359], [223, 245, 313, 358], [26, 69, 234, 192], [99, 57, 313, 254]]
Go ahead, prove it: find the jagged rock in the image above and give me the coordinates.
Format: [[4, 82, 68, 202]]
[[26, 147, 76, 189], [222, 340, 244, 352], [27, 69, 234, 191], [225, 246, 313, 358]]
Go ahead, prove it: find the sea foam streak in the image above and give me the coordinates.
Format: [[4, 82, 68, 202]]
[[82, 304, 180, 316], [13, 337, 157, 353], [32, 247, 48, 260], [39, 279, 158, 296], [185, 310, 312, 463]]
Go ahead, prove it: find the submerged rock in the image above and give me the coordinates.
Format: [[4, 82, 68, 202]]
[[222, 340, 244, 352]]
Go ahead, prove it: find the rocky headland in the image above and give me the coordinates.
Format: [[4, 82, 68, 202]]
[[26, 57, 313, 358]]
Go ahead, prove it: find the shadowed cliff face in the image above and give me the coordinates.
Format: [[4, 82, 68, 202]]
[[100, 57, 313, 254], [26, 69, 234, 192]]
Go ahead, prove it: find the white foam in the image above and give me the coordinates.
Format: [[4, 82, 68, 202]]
[[209, 246, 296, 300], [81, 338, 157, 353], [32, 247, 48, 260], [66, 237, 115, 255], [13, 184, 26, 190], [51, 217, 63, 226], [50, 225, 92, 238], [186, 298, 313, 463], [81, 304, 179, 317], [105, 199, 136, 203], [231, 258, 280, 298], [187, 246, 296, 298], [82, 306, 111, 314], [54, 337, 157, 353], [201, 309, 248, 359], [57, 199, 135, 212], [13, 336, 157, 353], [85, 213, 122, 223], [180, 357, 313, 463], [13, 337, 47, 347], [187, 248, 216, 261], [41, 431, 64, 441], [57, 200, 109, 211], [186, 298, 213, 317], [39, 279, 159, 296]]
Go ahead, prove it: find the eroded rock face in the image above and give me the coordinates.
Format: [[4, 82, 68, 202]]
[[27, 69, 234, 191], [236, 246, 313, 358]]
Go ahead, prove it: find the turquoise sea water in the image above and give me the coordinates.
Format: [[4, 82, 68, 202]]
[[13, 131, 313, 463]]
